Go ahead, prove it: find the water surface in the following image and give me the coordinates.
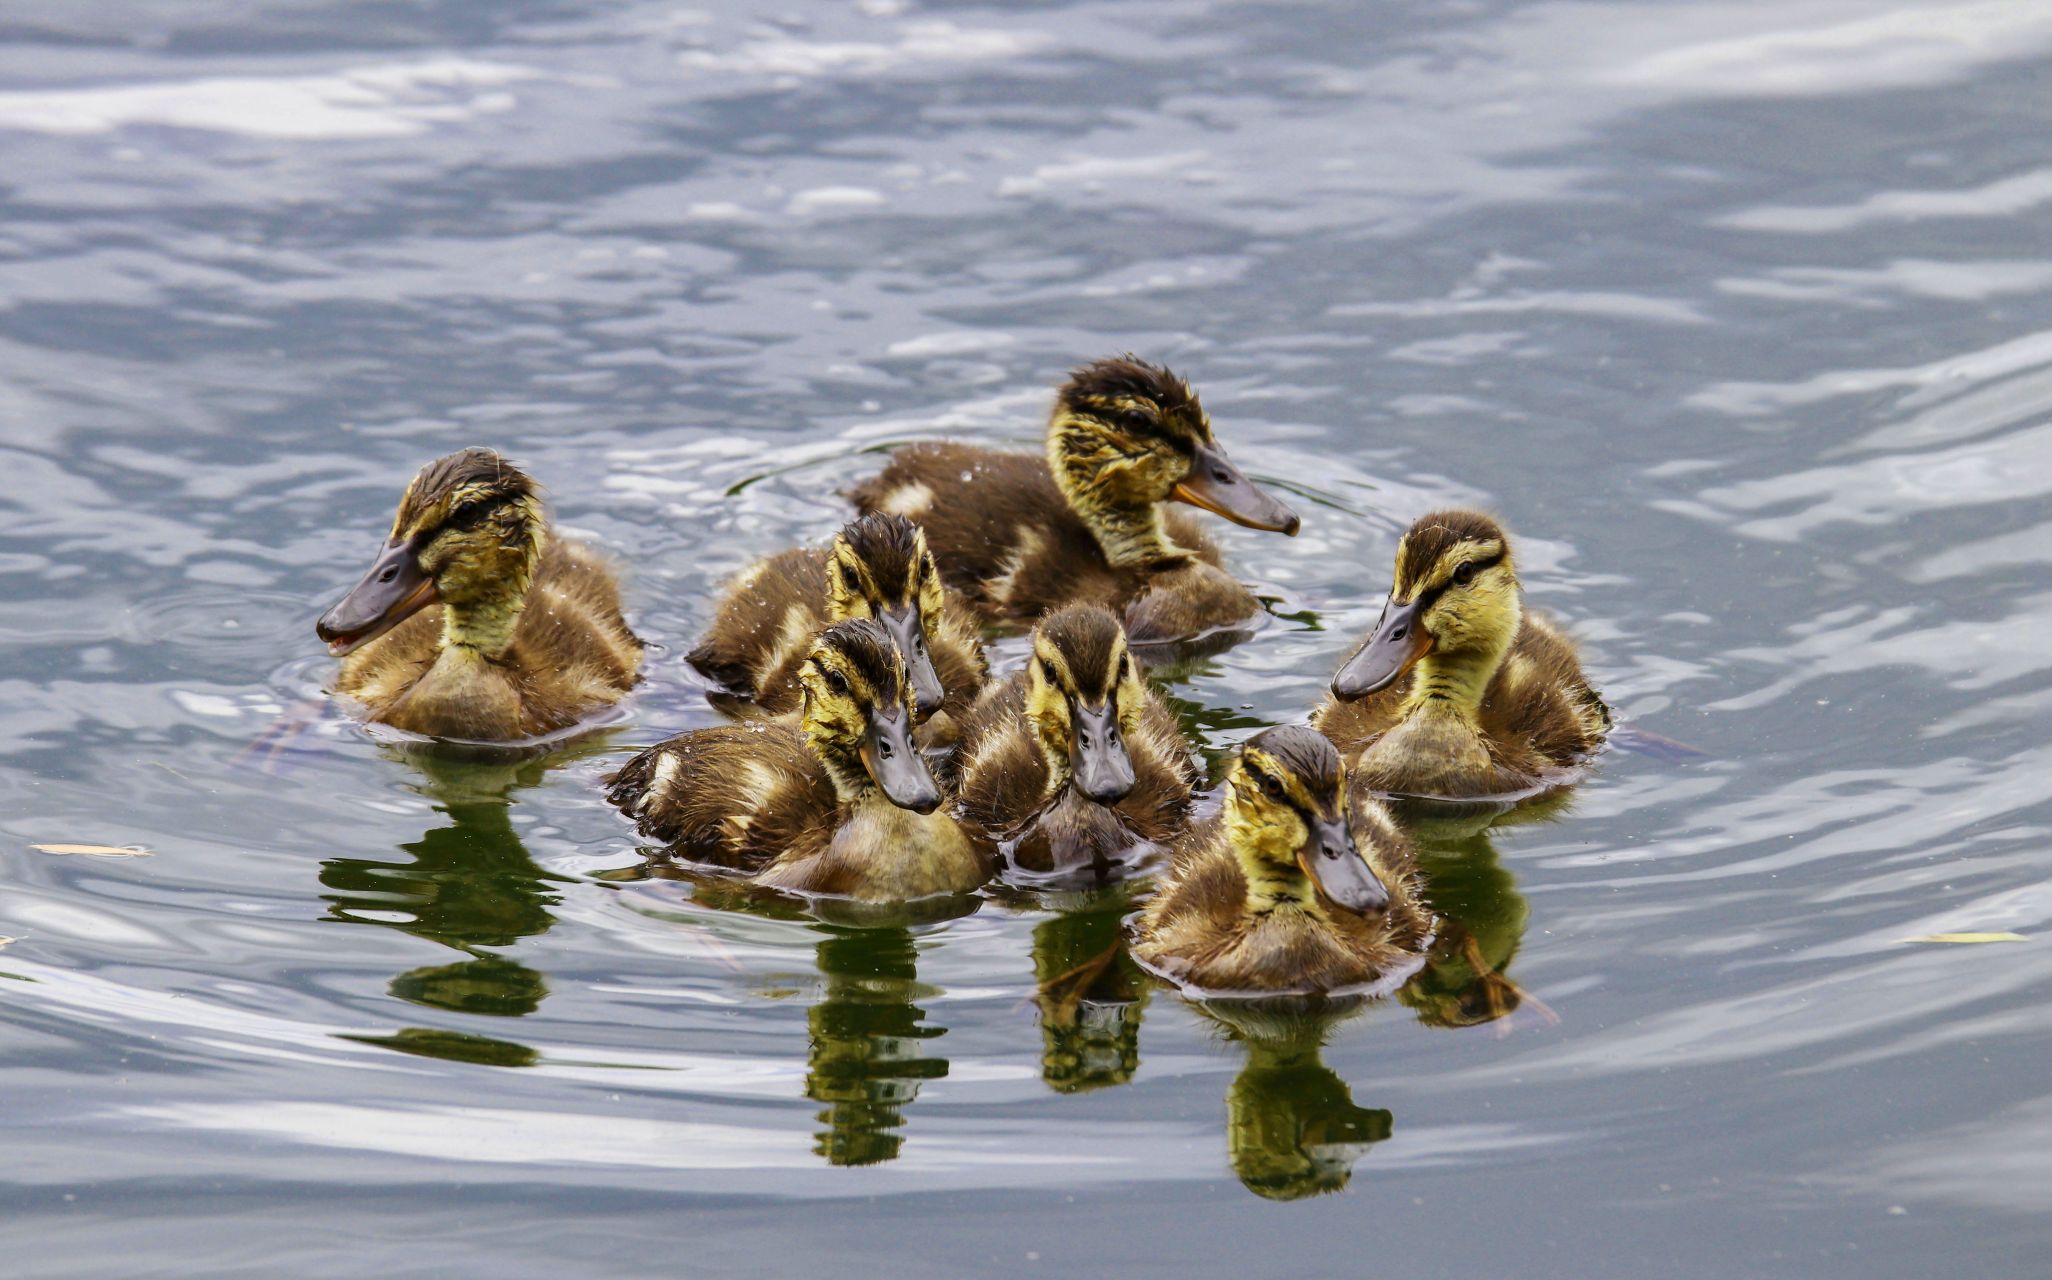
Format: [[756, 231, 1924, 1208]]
[[3, 1, 2051, 1275]]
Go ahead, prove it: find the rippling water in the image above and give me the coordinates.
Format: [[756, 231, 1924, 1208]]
[[4, 1, 2051, 1274]]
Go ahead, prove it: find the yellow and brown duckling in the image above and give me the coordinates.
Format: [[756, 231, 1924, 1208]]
[[1312, 509, 1610, 801], [954, 605, 1198, 879], [607, 618, 990, 902], [315, 448, 643, 741], [686, 513, 987, 744], [849, 356, 1301, 645], [1133, 726, 1431, 995]]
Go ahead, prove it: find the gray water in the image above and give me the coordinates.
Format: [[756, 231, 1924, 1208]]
[[3, 1, 2051, 1275]]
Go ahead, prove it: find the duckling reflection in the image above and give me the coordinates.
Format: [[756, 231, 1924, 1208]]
[[1030, 887, 1149, 1092], [805, 927, 948, 1166], [1398, 826, 1550, 1032], [319, 749, 566, 1019], [1196, 1000, 1393, 1201]]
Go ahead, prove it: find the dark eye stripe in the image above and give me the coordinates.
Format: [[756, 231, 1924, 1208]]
[[445, 495, 509, 530], [1411, 550, 1504, 612]]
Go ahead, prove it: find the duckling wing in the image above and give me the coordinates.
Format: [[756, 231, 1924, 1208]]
[[504, 539, 645, 731], [850, 443, 1108, 619], [952, 675, 1050, 835], [1482, 615, 1611, 769], [685, 548, 831, 712], [1119, 695, 1200, 840], [606, 723, 837, 871]]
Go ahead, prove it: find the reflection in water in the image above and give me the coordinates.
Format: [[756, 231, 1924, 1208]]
[[319, 750, 569, 1031], [1031, 888, 1148, 1093], [805, 927, 948, 1166], [340, 1026, 541, 1068], [1197, 1000, 1392, 1200], [1399, 824, 1549, 1032]]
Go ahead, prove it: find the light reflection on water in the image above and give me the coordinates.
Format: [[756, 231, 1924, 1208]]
[[3, 0, 2052, 1273]]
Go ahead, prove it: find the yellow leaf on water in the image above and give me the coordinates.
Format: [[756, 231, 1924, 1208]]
[[0, 936, 15, 949], [29, 843, 152, 858], [1900, 932, 2027, 944]]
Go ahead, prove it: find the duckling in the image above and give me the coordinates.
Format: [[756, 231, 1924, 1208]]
[[1132, 726, 1432, 995], [316, 448, 642, 741], [607, 618, 991, 902], [954, 604, 1198, 878], [848, 356, 1301, 645], [686, 513, 988, 744], [1312, 509, 1610, 801]]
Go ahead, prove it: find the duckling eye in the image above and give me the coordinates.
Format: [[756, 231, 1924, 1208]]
[[823, 670, 849, 696], [1041, 658, 1059, 683], [446, 500, 491, 530], [1116, 653, 1130, 682], [1452, 561, 1478, 586], [1252, 770, 1284, 800], [1120, 409, 1155, 433]]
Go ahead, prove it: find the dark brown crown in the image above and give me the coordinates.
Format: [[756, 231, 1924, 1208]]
[[813, 617, 905, 705], [1396, 509, 1507, 588], [1055, 355, 1206, 443], [1034, 604, 1129, 703], [835, 512, 924, 601], [1243, 725, 1342, 797], [396, 448, 537, 530]]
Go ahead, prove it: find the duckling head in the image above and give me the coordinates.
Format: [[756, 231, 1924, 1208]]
[[317, 448, 545, 659], [1223, 726, 1388, 915], [799, 618, 942, 814], [822, 513, 948, 720], [1025, 605, 1147, 805], [1048, 356, 1300, 567], [1331, 509, 1522, 707]]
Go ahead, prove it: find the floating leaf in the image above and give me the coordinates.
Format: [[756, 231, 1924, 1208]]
[[0, 936, 14, 949], [29, 843, 152, 858], [1900, 932, 2027, 945]]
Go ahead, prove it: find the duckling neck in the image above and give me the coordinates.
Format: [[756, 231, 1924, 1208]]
[[1224, 810, 1327, 920], [1078, 496, 1181, 569], [438, 529, 546, 659], [1400, 613, 1518, 723], [807, 735, 874, 807], [1046, 423, 1184, 569], [1032, 717, 1074, 801], [1236, 847, 1326, 920]]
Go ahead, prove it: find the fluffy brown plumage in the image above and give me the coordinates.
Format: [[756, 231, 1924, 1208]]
[[953, 605, 1198, 879], [317, 448, 642, 741], [607, 619, 991, 902], [847, 356, 1300, 645], [1312, 509, 1610, 801], [1133, 727, 1433, 995], [686, 514, 988, 746]]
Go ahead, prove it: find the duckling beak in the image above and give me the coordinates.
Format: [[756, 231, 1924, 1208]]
[[1069, 698, 1138, 804], [1172, 442, 1302, 536], [1297, 811, 1389, 914], [316, 537, 436, 657], [877, 604, 945, 721], [860, 704, 942, 814], [1332, 596, 1432, 700]]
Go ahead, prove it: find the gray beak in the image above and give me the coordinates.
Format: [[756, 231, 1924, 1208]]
[[877, 605, 945, 720], [1172, 441, 1302, 536], [1297, 811, 1389, 914], [860, 704, 942, 814], [1069, 699, 1138, 805], [1332, 596, 1431, 701], [316, 535, 435, 657]]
